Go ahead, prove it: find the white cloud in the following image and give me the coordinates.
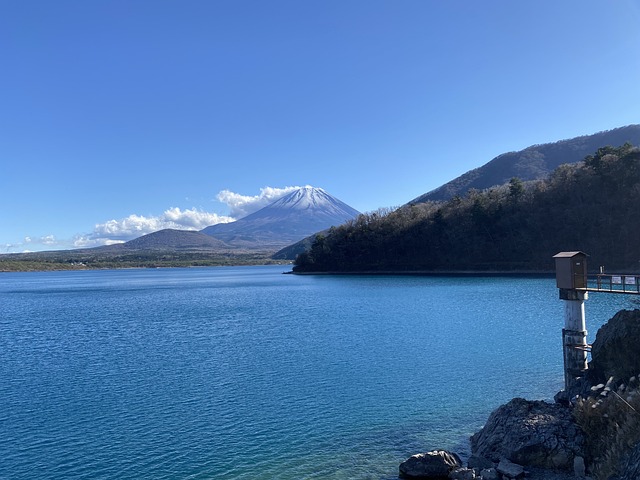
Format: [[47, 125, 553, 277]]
[[93, 214, 164, 238], [2, 243, 23, 253], [40, 235, 57, 245], [2, 235, 61, 253], [72, 235, 125, 248], [72, 207, 236, 248], [217, 185, 308, 217], [5, 186, 306, 252], [162, 207, 230, 229]]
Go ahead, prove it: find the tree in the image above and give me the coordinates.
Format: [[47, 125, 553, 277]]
[[293, 143, 640, 273], [508, 177, 524, 201]]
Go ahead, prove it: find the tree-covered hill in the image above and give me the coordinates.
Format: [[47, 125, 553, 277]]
[[411, 124, 640, 203], [294, 143, 640, 273]]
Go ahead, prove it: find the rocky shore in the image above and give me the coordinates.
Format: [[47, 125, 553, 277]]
[[399, 309, 640, 480]]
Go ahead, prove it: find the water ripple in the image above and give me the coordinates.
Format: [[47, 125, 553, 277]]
[[0, 267, 634, 479]]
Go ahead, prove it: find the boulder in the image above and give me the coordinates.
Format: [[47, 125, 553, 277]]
[[589, 309, 640, 384], [448, 467, 476, 479], [479, 468, 499, 480], [573, 455, 586, 477], [470, 398, 584, 470], [467, 455, 494, 471], [554, 376, 593, 405], [496, 458, 525, 478], [399, 450, 462, 479]]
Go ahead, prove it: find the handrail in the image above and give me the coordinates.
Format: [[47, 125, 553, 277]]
[[578, 273, 640, 294]]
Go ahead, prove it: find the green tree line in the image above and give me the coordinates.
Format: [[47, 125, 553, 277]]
[[294, 144, 640, 273], [0, 250, 281, 272]]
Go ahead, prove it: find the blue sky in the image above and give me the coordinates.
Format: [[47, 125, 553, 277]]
[[1, 1, 639, 252]]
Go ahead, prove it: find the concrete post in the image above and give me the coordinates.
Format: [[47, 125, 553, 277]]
[[560, 289, 588, 391]]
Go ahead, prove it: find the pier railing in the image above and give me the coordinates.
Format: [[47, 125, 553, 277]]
[[578, 273, 640, 294]]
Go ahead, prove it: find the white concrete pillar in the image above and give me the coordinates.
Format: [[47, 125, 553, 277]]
[[560, 289, 588, 391]]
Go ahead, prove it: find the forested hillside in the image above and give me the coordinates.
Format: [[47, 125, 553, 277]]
[[294, 144, 640, 273], [412, 124, 640, 202]]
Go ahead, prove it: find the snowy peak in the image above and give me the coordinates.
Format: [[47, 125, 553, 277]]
[[269, 186, 360, 217], [271, 186, 331, 210], [200, 186, 360, 249]]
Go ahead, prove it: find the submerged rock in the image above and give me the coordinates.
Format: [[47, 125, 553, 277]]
[[469, 398, 583, 470], [399, 449, 462, 479]]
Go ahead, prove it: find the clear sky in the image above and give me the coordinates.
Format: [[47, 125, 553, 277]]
[[1, 1, 639, 252]]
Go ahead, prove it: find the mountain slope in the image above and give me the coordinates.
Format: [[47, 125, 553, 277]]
[[118, 229, 230, 250], [412, 124, 640, 203], [201, 186, 360, 249], [294, 143, 640, 273]]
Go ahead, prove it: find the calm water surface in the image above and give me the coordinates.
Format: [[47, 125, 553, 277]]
[[0, 266, 635, 479]]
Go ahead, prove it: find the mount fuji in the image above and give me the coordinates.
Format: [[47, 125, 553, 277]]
[[200, 186, 360, 250]]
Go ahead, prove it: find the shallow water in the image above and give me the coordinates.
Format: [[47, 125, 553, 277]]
[[0, 266, 634, 479]]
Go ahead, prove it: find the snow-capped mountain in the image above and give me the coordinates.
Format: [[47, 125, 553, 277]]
[[201, 186, 360, 249], [267, 186, 356, 214]]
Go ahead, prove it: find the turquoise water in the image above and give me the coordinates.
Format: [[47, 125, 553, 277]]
[[0, 266, 635, 479]]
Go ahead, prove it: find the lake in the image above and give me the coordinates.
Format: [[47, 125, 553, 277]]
[[0, 265, 635, 479]]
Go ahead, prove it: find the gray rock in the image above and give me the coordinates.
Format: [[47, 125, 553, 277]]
[[399, 450, 462, 479], [573, 455, 586, 477], [589, 309, 640, 384], [521, 466, 576, 480], [467, 455, 494, 470], [470, 397, 583, 470], [496, 458, 525, 478], [479, 468, 499, 480], [554, 376, 593, 405], [448, 467, 476, 479]]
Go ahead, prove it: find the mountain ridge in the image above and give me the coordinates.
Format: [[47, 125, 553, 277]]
[[411, 124, 640, 203], [293, 142, 640, 273]]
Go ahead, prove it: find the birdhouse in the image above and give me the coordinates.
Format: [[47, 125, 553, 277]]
[[553, 251, 588, 290]]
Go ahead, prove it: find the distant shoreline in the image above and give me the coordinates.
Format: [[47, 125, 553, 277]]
[[289, 269, 555, 277], [0, 259, 289, 273]]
